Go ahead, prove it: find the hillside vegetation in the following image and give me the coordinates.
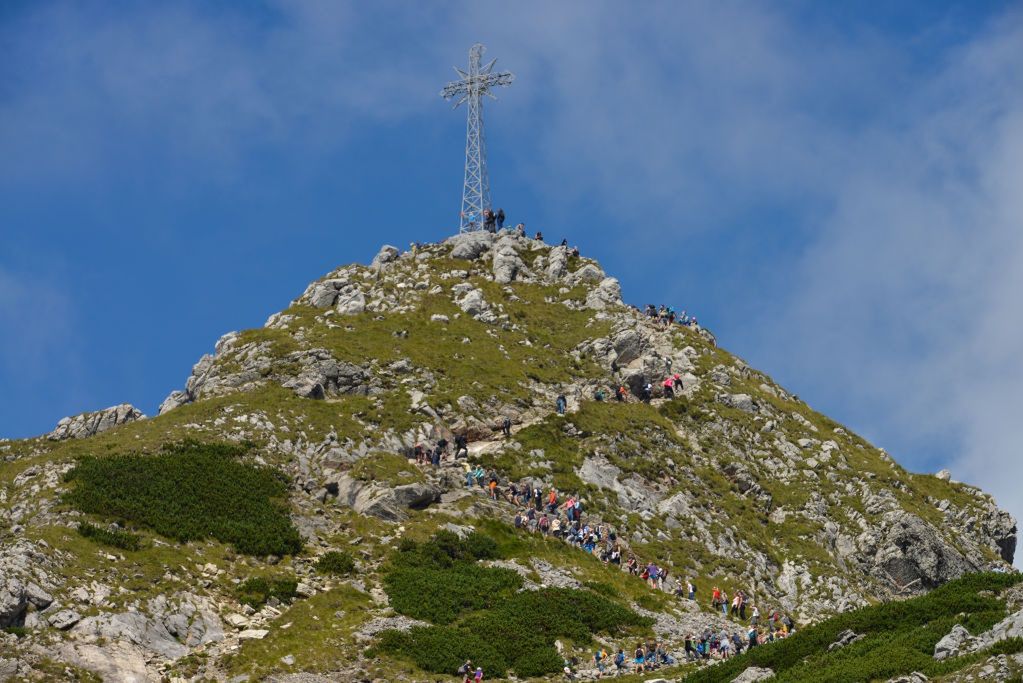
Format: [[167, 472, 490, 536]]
[[0, 231, 1016, 682]]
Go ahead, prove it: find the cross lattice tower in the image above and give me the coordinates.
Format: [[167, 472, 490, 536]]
[[441, 43, 514, 233]]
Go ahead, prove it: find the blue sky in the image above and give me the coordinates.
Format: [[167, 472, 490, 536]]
[[2, 1, 1022, 524]]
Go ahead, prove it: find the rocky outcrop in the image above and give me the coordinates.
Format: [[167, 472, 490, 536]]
[[492, 235, 528, 284], [934, 623, 973, 660], [333, 474, 440, 521], [448, 231, 494, 260], [0, 540, 57, 628], [47, 404, 144, 440], [872, 512, 976, 590]]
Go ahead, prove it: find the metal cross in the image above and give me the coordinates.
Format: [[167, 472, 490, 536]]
[[441, 43, 514, 233]]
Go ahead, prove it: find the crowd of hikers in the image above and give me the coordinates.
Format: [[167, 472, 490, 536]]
[[641, 303, 700, 329]]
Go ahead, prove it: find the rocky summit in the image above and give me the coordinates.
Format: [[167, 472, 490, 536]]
[[0, 230, 1017, 682]]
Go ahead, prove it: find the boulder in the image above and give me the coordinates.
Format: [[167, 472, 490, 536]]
[[732, 667, 775, 682], [492, 236, 526, 284], [336, 289, 367, 315], [717, 393, 758, 414], [449, 232, 494, 260], [455, 288, 490, 317], [48, 404, 145, 440], [935, 469, 951, 481], [546, 245, 569, 281], [49, 609, 82, 630], [934, 623, 973, 660], [585, 277, 623, 310], [158, 390, 190, 415], [565, 263, 604, 285], [370, 245, 400, 270], [828, 628, 864, 651]]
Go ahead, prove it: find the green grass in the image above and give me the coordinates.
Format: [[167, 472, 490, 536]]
[[350, 451, 424, 487], [63, 440, 302, 556]]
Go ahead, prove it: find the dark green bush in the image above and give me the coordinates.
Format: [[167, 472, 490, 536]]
[[377, 530, 651, 677], [3, 626, 29, 638], [237, 576, 298, 609], [77, 521, 144, 551], [316, 550, 356, 576], [681, 572, 1023, 683], [384, 564, 522, 624], [64, 440, 302, 556]]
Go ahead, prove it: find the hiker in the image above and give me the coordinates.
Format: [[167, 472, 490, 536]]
[[687, 579, 696, 600], [547, 488, 558, 512], [662, 376, 674, 398], [535, 231, 543, 241], [658, 566, 668, 590], [457, 660, 472, 682], [454, 433, 468, 458], [646, 562, 659, 589], [748, 627, 758, 649], [594, 387, 605, 401], [731, 631, 744, 655], [473, 465, 486, 487], [614, 385, 627, 402], [571, 245, 579, 258], [483, 209, 496, 233], [712, 586, 722, 611], [488, 477, 498, 500], [513, 510, 523, 528], [641, 383, 652, 402], [533, 486, 543, 511], [539, 513, 550, 535], [474, 666, 483, 682], [413, 443, 426, 464], [751, 605, 760, 626], [464, 465, 475, 488], [496, 208, 505, 230], [593, 647, 607, 677], [555, 394, 567, 415], [633, 644, 645, 674], [430, 446, 441, 466], [613, 648, 626, 672], [501, 416, 512, 437], [515, 223, 525, 236]]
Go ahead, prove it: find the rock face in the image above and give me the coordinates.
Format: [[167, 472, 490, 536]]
[[333, 474, 440, 521], [873, 512, 976, 590], [47, 404, 144, 440], [0, 540, 57, 628]]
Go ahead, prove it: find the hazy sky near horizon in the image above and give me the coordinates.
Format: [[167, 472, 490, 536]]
[[2, 2, 1022, 528]]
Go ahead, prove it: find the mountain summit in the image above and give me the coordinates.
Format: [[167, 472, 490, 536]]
[[0, 230, 1016, 681]]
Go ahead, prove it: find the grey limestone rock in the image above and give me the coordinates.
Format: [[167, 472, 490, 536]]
[[48, 404, 145, 440], [934, 623, 973, 660], [333, 474, 439, 521], [370, 244, 400, 270], [449, 232, 494, 260], [732, 666, 775, 682], [585, 277, 623, 310], [49, 609, 82, 630], [492, 236, 526, 284], [874, 512, 976, 590]]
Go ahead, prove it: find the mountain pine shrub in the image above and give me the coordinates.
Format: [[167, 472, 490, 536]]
[[64, 440, 301, 556], [77, 521, 144, 551]]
